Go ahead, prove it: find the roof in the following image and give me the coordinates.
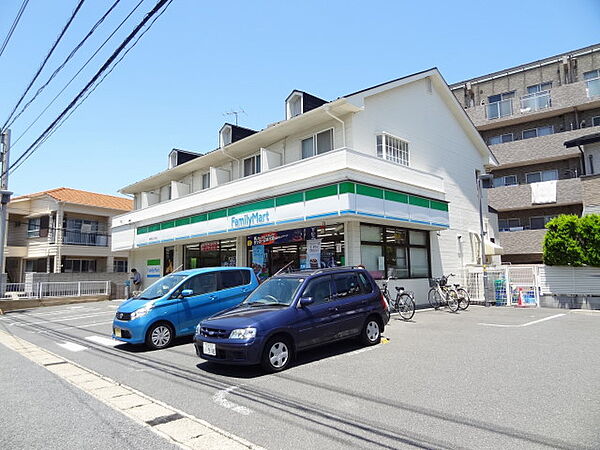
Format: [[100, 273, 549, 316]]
[[11, 187, 133, 211], [564, 132, 600, 148]]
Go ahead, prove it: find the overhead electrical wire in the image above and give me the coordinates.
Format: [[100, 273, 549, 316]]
[[2, 0, 87, 131], [5, 0, 174, 178], [6, 0, 122, 130], [10, 0, 146, 149], [0, 0, 30, 60]]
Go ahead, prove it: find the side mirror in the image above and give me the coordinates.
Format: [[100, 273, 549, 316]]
[[299, 296, 314, 307], [180, 289, 194, 298]]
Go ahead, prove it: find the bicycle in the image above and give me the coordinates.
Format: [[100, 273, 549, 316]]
[[381, 278, 416, 321], [427, 275, 459, 312]]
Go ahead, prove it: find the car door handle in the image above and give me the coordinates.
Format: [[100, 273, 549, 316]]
[[328, 307, 338, 312], [209, 295, 217, 300]]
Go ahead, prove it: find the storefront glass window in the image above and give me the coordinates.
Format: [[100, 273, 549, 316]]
[[184, 238, 236, 269], [360, 223, 430, 279]]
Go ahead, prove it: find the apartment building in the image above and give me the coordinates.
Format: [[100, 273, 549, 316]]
[[450, 44, 600, 264], [111, 68, 498, 301], [6, 188, 133, 282]]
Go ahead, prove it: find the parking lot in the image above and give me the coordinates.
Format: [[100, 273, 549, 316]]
[[1, 302, 599, 449]]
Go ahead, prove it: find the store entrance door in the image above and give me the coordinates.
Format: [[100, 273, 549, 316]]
[[269, 244, 299, 274]]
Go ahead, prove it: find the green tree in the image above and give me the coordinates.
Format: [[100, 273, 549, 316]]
[[579, 214, 600, 266], [543, 215, 584, 266]]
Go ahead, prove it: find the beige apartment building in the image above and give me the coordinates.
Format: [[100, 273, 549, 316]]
[[5, 188, 133, 282], [450, 44, 600, 263]]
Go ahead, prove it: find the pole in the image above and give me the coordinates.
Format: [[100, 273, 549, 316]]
[[477, 173, 489, 306], [0, 130, 11, 276]]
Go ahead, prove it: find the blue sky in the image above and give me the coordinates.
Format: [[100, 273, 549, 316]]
[[0, 0, 599, 197]]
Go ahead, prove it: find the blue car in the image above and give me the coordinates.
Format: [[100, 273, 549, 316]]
[[194, 267, 389, 372], [112, 267, 258, 349]]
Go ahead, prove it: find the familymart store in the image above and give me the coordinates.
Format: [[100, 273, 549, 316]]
[[113, 181, 449, 289]]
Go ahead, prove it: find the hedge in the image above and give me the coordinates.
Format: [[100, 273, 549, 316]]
[[543, 214, 600, 266]]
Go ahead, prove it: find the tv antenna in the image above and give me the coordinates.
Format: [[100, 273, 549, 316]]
[[223, 108, 246, 126]]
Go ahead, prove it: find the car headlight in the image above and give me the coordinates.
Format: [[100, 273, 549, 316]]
[[229, 327, 257, 340], [195, 323, 202, 335], [131, 304, 152, 320]]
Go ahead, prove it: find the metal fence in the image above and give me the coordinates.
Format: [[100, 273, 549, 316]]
[[0, 281, 111, 300], [462, 265, 539, 307]]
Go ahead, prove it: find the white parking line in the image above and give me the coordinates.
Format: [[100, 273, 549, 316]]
[[213, 386, 252, 415], [50, 321, 113, 332], [9, 312, 114, 327], [57, 341, 88, 352], [479, 313, 566, 328], [84, 336, 120, 347]]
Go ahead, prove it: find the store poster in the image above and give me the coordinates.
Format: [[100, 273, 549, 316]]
[[306, 239, 322, 269], [252, 245, 268, 282]]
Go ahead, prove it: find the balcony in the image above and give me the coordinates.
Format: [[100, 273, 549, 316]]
[[519, 90, 551, 113], [63, 230, 108, 247], [488, 177, 582, 211], [488, 126, 600, 168], [467, 80, 600, 129], [498, 229, 546, 256]]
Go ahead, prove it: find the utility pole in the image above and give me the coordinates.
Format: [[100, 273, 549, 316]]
[[0, 129, 12, 276]]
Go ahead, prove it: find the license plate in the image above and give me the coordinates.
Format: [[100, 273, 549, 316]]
[[114, 328, 122, 338], [203, 342, 216, 356]]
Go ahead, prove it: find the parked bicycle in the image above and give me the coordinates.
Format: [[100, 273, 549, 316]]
[[381, 278, 416, 321], [452, 278, 471, 311], [428, 275, 459, 312]]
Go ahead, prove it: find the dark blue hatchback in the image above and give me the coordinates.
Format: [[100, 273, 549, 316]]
[[194, 267, 389, 372]]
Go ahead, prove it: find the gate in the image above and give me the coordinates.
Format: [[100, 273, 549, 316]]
[[462, 265, 539, 307]]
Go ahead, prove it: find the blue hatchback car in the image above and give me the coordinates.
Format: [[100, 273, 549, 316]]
[[112, 267, 258, 349], [194, 267, 389, 372]]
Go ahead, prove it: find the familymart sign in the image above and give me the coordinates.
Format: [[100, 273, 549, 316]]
[[133, 182, 449, 247]]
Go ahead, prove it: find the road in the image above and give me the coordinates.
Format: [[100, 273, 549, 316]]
[[1, 301, 599, 449]]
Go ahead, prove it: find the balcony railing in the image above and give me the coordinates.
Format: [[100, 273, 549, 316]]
[[486, 98, 513, 119], [520, 90, 551, 112], [587, 78, 600, 98], [64, 230, 108, 247]]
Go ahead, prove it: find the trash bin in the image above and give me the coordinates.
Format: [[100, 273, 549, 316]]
[[495, 279, 506, 306]]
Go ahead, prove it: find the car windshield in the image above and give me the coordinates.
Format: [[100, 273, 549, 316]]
[[135, 273, 188, 301], [242, 277, 304, 306]]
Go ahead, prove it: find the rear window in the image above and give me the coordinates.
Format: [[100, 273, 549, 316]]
[[220, 270, 248, 289], [358, 272, 373, 293]]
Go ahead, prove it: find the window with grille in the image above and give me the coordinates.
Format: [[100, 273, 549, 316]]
[[376, 134, 409, 166]]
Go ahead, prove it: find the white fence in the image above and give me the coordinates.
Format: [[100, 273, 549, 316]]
[[0, 281, 110, 300], [463, 265, 600, 307]]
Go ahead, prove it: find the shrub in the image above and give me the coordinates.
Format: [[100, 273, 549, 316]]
[[543, 214, 600, 266]]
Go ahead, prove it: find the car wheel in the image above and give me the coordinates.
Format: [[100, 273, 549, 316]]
[[361, 317, 381, 346], [261, 336, 293, 373], [145, 322, 174, 350]]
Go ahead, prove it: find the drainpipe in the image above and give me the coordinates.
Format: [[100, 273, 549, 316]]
[[577, 145, 586, 176], [325, 106, 346, 148]]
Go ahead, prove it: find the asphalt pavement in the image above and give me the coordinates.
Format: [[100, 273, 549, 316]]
[[1, 300, 599, 449]]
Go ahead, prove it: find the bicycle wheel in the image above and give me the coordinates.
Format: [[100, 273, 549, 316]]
[[428, 288, 441, 309], [397, 294, 415, 321], [446, 289, 459, 313], [457, 288, 470, 311]]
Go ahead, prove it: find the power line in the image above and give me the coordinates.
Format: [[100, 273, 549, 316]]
[[6, 0, 122, 130], [5, 0, 173, 178], [2, 0, 86, 130], [0, 0, 30, 60], [9, 0, 146, 150]]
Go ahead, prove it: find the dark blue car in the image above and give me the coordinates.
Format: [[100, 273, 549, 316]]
[[194, 267, 389, 372]]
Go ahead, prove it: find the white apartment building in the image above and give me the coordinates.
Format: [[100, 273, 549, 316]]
[[112, 69, 498, 301]]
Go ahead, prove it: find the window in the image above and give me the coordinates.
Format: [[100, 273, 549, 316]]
[[376, 133, 409, 166], [487, 91, 514, 119], [288, 95, 301, 118], [488, 133, 513, 145], [360, 224, 430, 279], [522, 125, 554, 139], [525, 170, 558, 184], [201, 173, 210, 190], [27, 218, 40, 238], [63, 259, 97, 273], [220, 270, 248, 289], [592, 116, 600, 127], [182, 272, 218, 295], [493, 175, 517, 187], [301, 129, 333, 159], [333, 273, 362, 298], [64, 218, 105, 246], [113, 260, 128, 273], [498, 218, 521, 231], [527, 82, 552, 94], [301, 276, 332, 305], [530, 216, 556, 230], [583, 70, 600, 80], [243, 154, 261, 177]]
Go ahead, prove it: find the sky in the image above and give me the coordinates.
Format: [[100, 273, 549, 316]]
[[0, 0, 599, 198]]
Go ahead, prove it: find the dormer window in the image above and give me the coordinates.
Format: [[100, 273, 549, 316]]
[[287, 93, 302, 119], [285, 90, 327, 120], [220, 125, 232, 147]]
